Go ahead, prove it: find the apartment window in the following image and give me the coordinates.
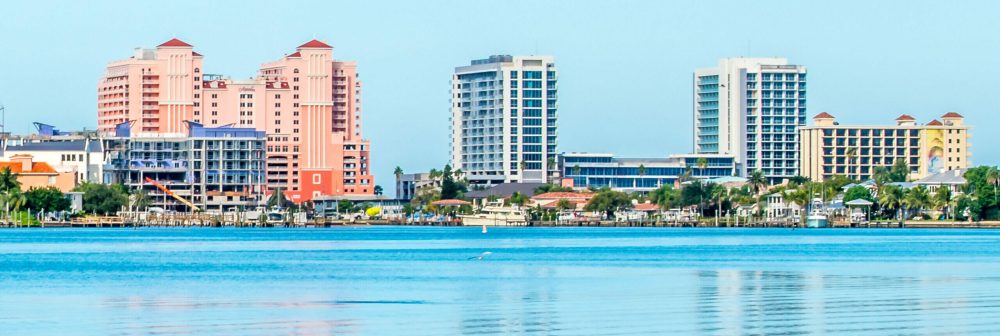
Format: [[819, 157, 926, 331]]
[[294, 69, 299, 73], [275, 103, 281, 108], [211, 94, 217, 99], [312, 174, 321, 184], [194, 68, 200, 73], [293, 86, 299, 91], [275, 94, 280, 99], [293, 77, 299, 82], [293, 94, 299, 99], [211, 102, 218, 107]]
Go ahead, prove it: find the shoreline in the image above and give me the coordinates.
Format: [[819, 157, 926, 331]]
[[4, 220, 1000, 229]]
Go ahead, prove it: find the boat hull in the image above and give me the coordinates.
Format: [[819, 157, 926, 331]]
[[460, 215, 528, 227], [805, 216, 829, 228]]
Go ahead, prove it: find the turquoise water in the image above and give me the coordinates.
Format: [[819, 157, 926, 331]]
[[2, 227, 1000, 335]]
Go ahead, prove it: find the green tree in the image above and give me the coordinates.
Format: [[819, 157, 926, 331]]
[[784, 187, 811, 225], [878, 184, 905, 220], [788, 175, 810, 187], [402, 203, 416, 216], [846, 147, 858, 180], [572, 165, 582, 176], [649, 184, 680, 210], [696, 158, 708, 174], [903, 186, 931, 219], [843, 185, 874, 203], [25, 187, 71, 212], [556, 198, 574, 211], [509, 192, 528, 207], [932, 187, 952, 220], [534, 183, 573, 194], [394, 166, 404, 178], [440, 164, 466, 200], [337, 200, 356, 213], [638, 164, 647, 177], [374, 185, 384, 196], [0, 167, 21, 193], [74, 182, 127, 215], [584, 189, 633, 219]]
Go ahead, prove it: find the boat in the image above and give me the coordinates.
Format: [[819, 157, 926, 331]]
[[459, 201, 529, 226], [805, 208, 829, 228]]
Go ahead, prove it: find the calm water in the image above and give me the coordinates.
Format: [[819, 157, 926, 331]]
[[2, 227, 1000, 335]]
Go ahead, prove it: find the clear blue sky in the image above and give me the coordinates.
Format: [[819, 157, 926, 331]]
[[1, 1, 997, 193]]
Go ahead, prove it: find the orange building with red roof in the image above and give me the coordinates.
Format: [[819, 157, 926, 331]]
[[0, 155, 76, 192]]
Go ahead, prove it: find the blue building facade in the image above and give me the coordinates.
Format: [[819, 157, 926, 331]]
[[561, 153, 737, 193]]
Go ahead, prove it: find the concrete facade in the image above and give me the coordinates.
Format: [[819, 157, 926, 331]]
[[97, 38, 373, 203], [451, 55, 558, 186], [694, 58, 807, 183], [799, 112, 971, 182], [560, 152, 737, 193]]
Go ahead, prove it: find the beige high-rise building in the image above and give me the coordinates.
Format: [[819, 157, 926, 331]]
[[799, 112, 970, 182]]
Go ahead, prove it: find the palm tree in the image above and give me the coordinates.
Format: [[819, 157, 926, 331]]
[[3, 189, 26, 226], [785, 187, 811, 226], [878, 184, 904, 220], [394, 166, 404, 178], [572, 164, 582, 176], [0, 167, 20, 193], [987, 167, 1000, 205], [748, 170, 768, 219], [696, 158, 709, 175], [903, 186, 930, 220], [845, 147, 858, 181], [932, 187, 952, 220]]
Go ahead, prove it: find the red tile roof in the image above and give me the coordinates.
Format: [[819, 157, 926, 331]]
[[927, 119, 943, 126], [633, 203, 660, 211], [0, 161, 57, 174], [895, 114, 916, 121], [813, 112, 835, 119], [287, 51, 301, 58], [941, 112, 964, 118], [540, 199, 586, 208], [298, 39, 332, 49], [191, 51, 202, 57], [532, 192, 595, 200], [158, 38, 192, 47]]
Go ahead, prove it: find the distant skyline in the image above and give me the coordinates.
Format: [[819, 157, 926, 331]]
[[1, 0, 998, 192]]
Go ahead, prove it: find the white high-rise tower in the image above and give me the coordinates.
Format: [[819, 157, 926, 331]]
[[694, 58, 807, 183]]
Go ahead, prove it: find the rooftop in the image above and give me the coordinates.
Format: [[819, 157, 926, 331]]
[[0, 161, 57, 174], [813, 112, 835, 119], [5, 140, 103, 153], [158, 38, 192, 47], [298, 39, 332, 49], [941, 112, 964, 119]]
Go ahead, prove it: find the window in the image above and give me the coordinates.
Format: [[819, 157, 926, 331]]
[[312, 174, 321, 184]]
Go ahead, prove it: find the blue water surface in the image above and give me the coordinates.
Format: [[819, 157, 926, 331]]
[[2, 227, 1000, 335]]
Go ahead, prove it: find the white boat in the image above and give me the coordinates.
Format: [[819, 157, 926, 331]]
[[805, 208, 829, 228], [460, 202, 529, 226]]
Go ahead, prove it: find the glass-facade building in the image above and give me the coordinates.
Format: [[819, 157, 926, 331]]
[[694, 58, 807, 184], [561, 153, 736, 193], [451, 55, 558, 186]]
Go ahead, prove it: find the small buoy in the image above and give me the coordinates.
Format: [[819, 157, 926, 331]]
[[482, 225, 487, 234]]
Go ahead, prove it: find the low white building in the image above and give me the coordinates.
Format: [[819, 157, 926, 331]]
[[2, 139, 105, 184]]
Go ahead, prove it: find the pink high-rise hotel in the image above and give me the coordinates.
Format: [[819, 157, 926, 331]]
[[97, 38, 373, 203]]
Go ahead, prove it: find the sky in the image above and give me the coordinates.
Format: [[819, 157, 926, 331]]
[[1, 0, 998, 194]]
